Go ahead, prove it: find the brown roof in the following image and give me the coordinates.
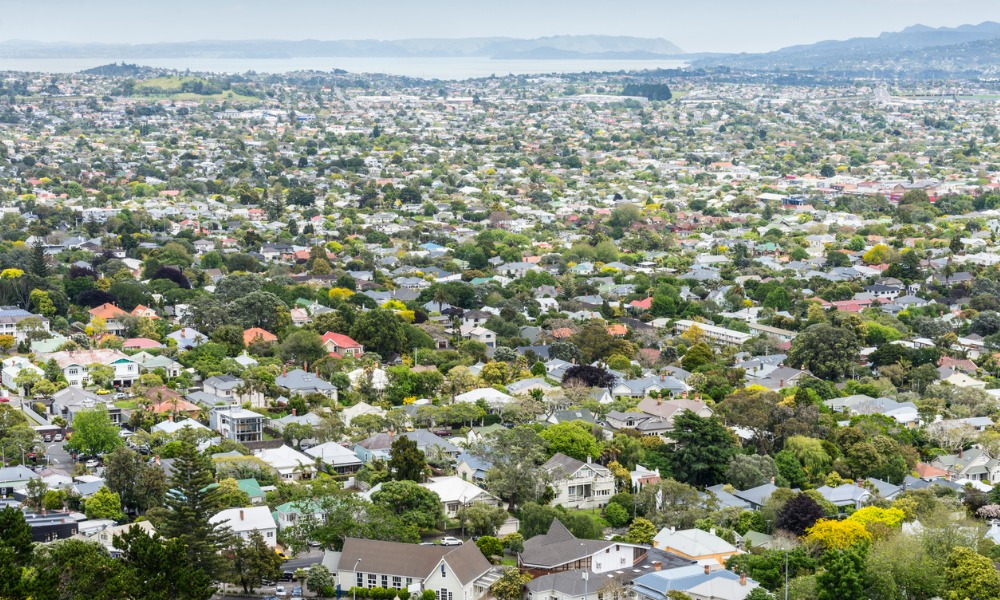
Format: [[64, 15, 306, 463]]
[[340, 538, 490, 584]]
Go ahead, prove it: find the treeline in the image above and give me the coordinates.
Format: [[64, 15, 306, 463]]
[[622, 83, 672, 101]]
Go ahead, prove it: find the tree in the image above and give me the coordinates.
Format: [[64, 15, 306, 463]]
[[865, 530, 944, 600], [943, 546, 1000, 600], [804, 519, 872, 551], [786, 323, 860, 380], [209, 324, 245, 356], [475, 536, 504, 560], [681, 342, 716, 371], [0, 505, 32, 598], [824, 248, 851, 268], [726, 454, 778, 490], [563, 365, 615, 388], [477, 426, 552, 511], [216, 478, 252, 508], [28, 538, 128, 600], [160, 430, 230, 578], [626, 517, 656, 544], [605, 502, 630, 527], [775, 493, 825, 536], [282, 423, 315, 450], [458, 503, 510, 537], [540, 421, 602, 462], [278, 330, 326, 365], [490, 567, 532, 600], [370, 480, 443, 529], [816, 549, 866, 600], [28, 238, 50, 277], [85, 486, 125, 521], [104, 446, 168, 514], [350, 308, 408, 360], [86, 363, 116, 389], [670, 410, 738, 487], [224, 530, 283, 594], [306, 564, 336, 598], [388, 436, 427, 482], [67, 405, 124, 456], [115, 525, 215, 600]]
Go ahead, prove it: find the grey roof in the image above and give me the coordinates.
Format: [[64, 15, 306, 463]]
[[520, 519, 614, 568], [276, 369, 337, 392], [339, 537, 490, 585]]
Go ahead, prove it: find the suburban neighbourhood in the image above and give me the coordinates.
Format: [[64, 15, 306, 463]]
[[4, 19, 1000, 600]]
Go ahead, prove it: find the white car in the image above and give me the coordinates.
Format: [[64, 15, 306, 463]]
[[85, 459, 99, 468], [276, 585, 286, 596], [439, 536, 463, 546]]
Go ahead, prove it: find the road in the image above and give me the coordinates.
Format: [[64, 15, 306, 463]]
[[213, 550, 323, 598]]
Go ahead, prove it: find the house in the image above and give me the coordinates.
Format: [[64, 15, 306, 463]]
[[673, 320, 751, 346], [813, 483, 872, 511], [651, 528, 740, 567], [167, 328, 208, 349], [460, 324, 496, 348], [321, 332, 365, 357], [341, 401, 387, 427], [337, 537, 493, 600], [632, 565, 760, 600], [209, 406, 264, 442], [421, 475, 502, 518], [40, 349, 139, 387], [210, 506, 278, 547], [88, 303, 128, 336], [542, 453, 615, 510], [455, 453, 491, 484], [610, 376, 690, 399], [355, 430, 461, 464], [519, 519, 651, 575], [275, 499, 327, 530], [276, 368, 338, 400], [130, 304, 159, 319], [931, 449, 1000, 484], [2, 356, 44, 392], [131, 352, 182, 378], [254, 445, 316, 481], [204, 374, 265, 408], [243, 327, 277, 346], [0, 306, 50, 343], [305, 442, 364, 475], [51, 387, 123, 427]]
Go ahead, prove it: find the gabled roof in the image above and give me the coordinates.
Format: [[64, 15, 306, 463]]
[[339, 538, 490, 585], [520, 519, 617, 568]]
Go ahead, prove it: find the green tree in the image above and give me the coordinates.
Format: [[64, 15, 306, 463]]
[[388, 436, 427, 482], [726, 454, 778, 490], [540, 421, 602, 462], [278, 329, 326, 365], [209, 324, 245, 356], [0, 505, 32, 598], [28, 239, 50, 277], [224, 530, 283, 594], [306, 564, 336, 598], [86, 363, 116, 389], [943, 546, 1000, 600], [215, 478, 252, 508], [29, 539, 127, 599], [490, 567, 532, 600], [681, 342, 715, 371], [475, 535, 504, 559], [786, 323, 860, 380], [350, 308, 408, 360], [626, 517, 656, 544], [103, 446, 168, 514], [115, 525, 215, 600], [457, 503, 510, 537], [476, 426, 552, 512], [85, 486, 125, 521], [670, 410, 738, 487], [370, 480, 443, 529], [160, 430, 230, 578], [816, 549, 866, 600], [604, 502, 630, 527], [66, 405, 124, 456]]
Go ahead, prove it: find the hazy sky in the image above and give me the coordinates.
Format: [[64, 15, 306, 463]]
[[2, 0, 1000, 53]]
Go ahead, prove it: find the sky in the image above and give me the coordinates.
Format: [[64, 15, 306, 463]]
[[2, 0, 1000, 53]]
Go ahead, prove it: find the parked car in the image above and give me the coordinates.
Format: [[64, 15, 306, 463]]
[[275, 585, 286, 596], [53, 433, 63, 442], [292, 586, 302, 596], [0, 397, 9, 403], [439, 536, 463, 546], [43, 434, 51, 443], [85, 459, 99, 468]]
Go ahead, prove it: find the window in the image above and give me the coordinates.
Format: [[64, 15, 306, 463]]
[[406, 578, 413, 586], [393, 577, 402, 589], [357, 573, 363, 588], [267, 531, 274, 538], [441, 565, 446, 578], [368, 574, 376, 588], [382, 575, 388, 588]]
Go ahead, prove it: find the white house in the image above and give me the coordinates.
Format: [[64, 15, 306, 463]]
[[542, 453, 615, 510], [254, 445, 316, 481], [420, 475, 502, 518], [2, 356, 44, 392], [210, 506, 278, 547], [38, 349, 139, 388]]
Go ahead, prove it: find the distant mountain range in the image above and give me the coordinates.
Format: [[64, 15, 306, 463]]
[[0, 36, 684, 60], [692, 21, 1000, 73]]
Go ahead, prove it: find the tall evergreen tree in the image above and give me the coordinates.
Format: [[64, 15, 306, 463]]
[[28, 239, 50, 278], [669, 410, 739, 487], [160, 430, 229, 578], [115, 525, 215, 600], [0, 505, 32, 598]]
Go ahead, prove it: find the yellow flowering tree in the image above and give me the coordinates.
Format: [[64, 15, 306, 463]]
[[848, 506, 905, 529], [805, 518, 872, 550]]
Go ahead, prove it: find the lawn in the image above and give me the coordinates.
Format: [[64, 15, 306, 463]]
[[114, 400, 139, 409]]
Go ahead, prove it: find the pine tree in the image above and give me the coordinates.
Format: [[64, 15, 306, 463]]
[[28, 239, 50, 278], [161, 429, 230, 578]]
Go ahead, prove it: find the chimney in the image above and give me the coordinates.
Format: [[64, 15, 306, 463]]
[[960, 448, 964, 458], [704, 565, 710, 575], [240, 509, 245, 521], [739, 572, 747, 586], [652, 562, 661, 572], [857, 479, 864, 488], [292, 409, 297, 416], [660, 374, 665, 381], [155, 456, 161, 465], [586, 455, 592, 464], [41, 509, 46, 516], [779, 379, 785, 388], [282, 366, 287, 376]]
